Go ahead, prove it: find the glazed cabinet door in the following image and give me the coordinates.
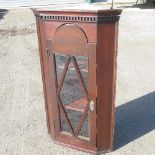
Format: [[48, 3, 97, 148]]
[[45, 23, 97, 150]]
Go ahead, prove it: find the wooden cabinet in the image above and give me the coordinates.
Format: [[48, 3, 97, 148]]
[[33, 8, 122, 154]]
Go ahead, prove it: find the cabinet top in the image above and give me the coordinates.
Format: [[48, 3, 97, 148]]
[[33, 4, 122, 24], [33, 4, 122, 15]]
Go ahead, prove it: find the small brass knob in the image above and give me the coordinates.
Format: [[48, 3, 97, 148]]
[[89, 100, 95, 111]]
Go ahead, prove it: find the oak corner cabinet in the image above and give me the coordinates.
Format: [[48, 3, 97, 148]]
[[33, 8, 122, 154]]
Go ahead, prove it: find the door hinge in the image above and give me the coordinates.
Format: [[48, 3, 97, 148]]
[[46, 48, 50, 60], [53, 120, 56, 130], [96, 97, 98, 147], [46, 39, 52, 60]]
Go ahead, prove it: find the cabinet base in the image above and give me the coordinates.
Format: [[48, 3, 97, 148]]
[[50, 134, 112, 155]]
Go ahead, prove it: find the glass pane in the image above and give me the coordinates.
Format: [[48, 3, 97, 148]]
[[55, 54, 89, 138]]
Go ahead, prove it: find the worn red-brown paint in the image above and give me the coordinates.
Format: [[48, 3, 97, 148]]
[[33, 8, 122, 154]]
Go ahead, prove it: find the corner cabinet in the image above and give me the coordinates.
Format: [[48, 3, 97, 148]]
[[33, 8, 122, 154]]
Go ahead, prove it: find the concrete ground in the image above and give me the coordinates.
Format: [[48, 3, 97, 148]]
[[0, 4, 155, 155]]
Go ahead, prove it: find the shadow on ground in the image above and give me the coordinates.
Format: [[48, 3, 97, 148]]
[[0, 9, 8, 20], [114, 91, 155, 150], [118, 2, 155, 9]]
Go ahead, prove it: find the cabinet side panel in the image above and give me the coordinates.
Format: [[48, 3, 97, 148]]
[[96, 22, 118, 151], [37, 20, 59, 139], [36, 19, 50, 133]]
